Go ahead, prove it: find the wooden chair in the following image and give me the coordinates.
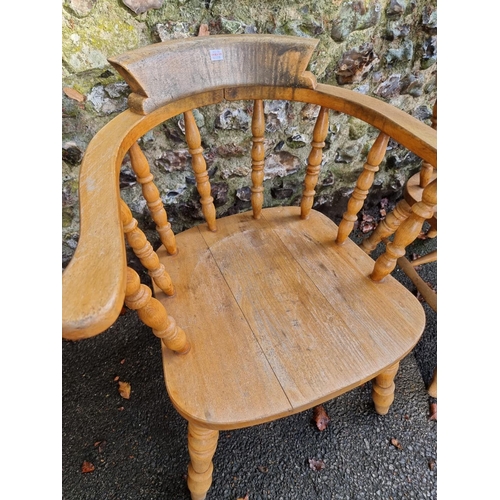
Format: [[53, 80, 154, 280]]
[[62, 35, 437, 500]]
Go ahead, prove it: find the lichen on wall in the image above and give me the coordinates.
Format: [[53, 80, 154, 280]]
[[62, 0, 437, 267]]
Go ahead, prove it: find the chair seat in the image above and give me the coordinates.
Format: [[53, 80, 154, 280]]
[[153, 206, 425, 430]]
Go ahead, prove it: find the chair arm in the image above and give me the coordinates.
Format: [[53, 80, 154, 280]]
[[62, 111, 144, 340], [314, 84, 437, 168]]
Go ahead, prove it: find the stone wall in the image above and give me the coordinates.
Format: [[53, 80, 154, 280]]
[[62, 0, 437, 267]]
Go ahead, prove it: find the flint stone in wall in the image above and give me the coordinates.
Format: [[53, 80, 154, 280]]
[[400, 73, 424, 97], [220, 18, 246, 34], [422, 6, 437, 32], [264, 152, 300, 180], [155, 21, 193, 41], [335, 142, 362, 164], [156, 150, 190, 172], [385, 40, 413, 64], [214, 143, 247, 158], [286, 134, 307, 149], [421, 36, 437, 68], [300, 103, 320, 121], [62, 143, 83, 165], [236, 186, 251, 202], [122, 0, 164, 15], [216, 108, 251, 131], [119, 167, 138, 189], [271, 187, 295, 200], [211, 183, 229, 207], [87, 83, 129, 115], [335, 43, 379, 85], [374, 74, 401, 99], [385, 22, 410, 41], [386, 0, 407, 17], [412, 105, 432, 121], [166, 184, 187, 199], [265, 101, 290, 133]]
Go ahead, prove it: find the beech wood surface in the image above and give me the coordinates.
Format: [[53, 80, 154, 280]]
[[300, 106, 329, 219], [187, 422, 219, 500], [129, 142, 178, 254], [108, 35, 318, 114], [410, 249, 437, 267], [360, 198, 412, 255], [154, 207, 425, 429], [124, 267, 190, 354], [184, 110, 217, 231], [120, 199, 175, 296], [371, 179, 437, 281], [372, 362, 399, 415], [250, 99, 265, 219], [336, 132, 390, 243]]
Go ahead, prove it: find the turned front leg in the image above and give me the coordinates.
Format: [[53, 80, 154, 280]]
[[372, 362, 399, 415], [187, 422, 219, 500]]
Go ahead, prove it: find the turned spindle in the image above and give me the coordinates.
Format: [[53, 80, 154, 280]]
[[124, 267, 190, 354], [184, 110, 217, 231], [129, 142, 178, 255], [187, 422, 219, 500], [336, 132, 390, 243], [370, 179, 437, 282], [300, 106, 329, 220], [360, 198, 412, 255], [372, 362, 399, 415], [120, 199, 175, 296], [251, 99, 265, 219]]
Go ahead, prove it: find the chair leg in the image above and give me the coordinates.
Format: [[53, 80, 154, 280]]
[[372, 362, 399, 415], [187, 421, 219, 500], [428, 368, 437, 398]]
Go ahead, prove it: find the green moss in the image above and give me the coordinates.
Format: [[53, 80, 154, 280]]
[[348, 117, 369, 140], [62, 2, 142, 73], [62, 207, 76, 228]]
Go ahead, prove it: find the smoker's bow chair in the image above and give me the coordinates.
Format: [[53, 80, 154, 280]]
[[62, 35, 437, 500]]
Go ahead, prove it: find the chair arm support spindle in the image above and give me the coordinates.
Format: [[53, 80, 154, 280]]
[[120, 199, 175, 296], [184, 110, 217, 231], [360, 198, 412, 254], [370, 179, 437, 282], [336, 132, 390, 244], [125, 267, 190, 354], [251, 99, 265, 219], [129, 142, 178, 255], [300, 106, 329, 220]]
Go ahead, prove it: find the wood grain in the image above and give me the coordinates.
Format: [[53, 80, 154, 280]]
[[155, 207, 425, 429], [108, 35, 318, 114]]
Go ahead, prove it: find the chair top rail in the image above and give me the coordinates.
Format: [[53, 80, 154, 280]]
[[108, 34, 318, 115], [62, 84, 436, 341]]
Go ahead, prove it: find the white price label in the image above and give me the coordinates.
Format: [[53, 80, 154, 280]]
[[209, 49, 223, 61]]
